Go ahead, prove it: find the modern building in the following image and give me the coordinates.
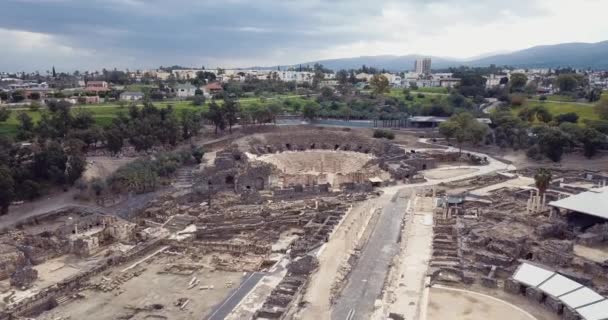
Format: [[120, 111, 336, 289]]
[[119, 91, 145, 101], [85, 81, 110, 92], [175, 83, 196, 98], [414, 58, 432, 75]]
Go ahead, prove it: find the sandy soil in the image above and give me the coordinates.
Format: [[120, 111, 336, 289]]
[[37, 254, 244, 320], [253, 150, 374, 175], [574, 244, 608, 263], [469, 176, 534, 196], [82, 156, 136, 181], [424, 167, 479, 179], [428, 287, 540, 320]]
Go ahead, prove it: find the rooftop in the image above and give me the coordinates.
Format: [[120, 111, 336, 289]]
[[549, 186, 608, 220], [512, 262, 608, 320]]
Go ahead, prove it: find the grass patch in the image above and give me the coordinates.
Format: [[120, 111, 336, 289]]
[[387, 89, 448, 104], [511, 101, 599, 123], [0, 95, 311, 137], [413, 87, 449, 94]]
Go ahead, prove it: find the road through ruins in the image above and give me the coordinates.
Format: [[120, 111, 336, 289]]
[[301, 143, 514, 320]]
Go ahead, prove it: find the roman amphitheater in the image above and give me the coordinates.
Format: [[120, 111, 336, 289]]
[[0, 126, 607, 320]]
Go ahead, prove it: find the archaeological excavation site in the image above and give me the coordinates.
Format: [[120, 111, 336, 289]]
[[0, 126, 607, 320]]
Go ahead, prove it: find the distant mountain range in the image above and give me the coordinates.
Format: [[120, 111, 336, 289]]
[[256, 41, 608, 71]]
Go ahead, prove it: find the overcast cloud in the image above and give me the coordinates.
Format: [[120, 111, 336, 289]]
[[1, 0, 607, 71]]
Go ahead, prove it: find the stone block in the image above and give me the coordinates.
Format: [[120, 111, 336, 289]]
[[504, 278, 522, 295], [525, 286, 545, 303], [562, 307, 581, 320], [481, 276, 497, 288], [544, 295, 563, 314], [462, 272, 475, 285]]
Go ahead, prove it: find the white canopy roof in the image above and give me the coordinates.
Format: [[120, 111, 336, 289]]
[[512, 262, 607, 320], [549, 187, 608, 220]]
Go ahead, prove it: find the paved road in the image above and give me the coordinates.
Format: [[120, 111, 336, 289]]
[[206, 272, 266, 320], [332, 190, 410, 320]]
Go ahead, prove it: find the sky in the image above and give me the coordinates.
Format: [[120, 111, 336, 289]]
[[1, 0, 608, 72]]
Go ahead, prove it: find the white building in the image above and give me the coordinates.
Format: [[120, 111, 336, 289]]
[[485, 74, 506, 88], [276, 71, 314, 84], [120, 91, 145, 101], [172, 69, 203, 80], [175, 84, 196, 98], [414, 58, 432, 74]]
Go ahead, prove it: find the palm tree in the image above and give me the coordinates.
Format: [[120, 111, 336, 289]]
[[534, 168, 552, 197]]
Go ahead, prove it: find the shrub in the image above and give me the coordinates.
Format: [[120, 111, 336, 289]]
[[373, 129, 395, 140], [526, 145, 543, 161], [510, 94, 527, 106]]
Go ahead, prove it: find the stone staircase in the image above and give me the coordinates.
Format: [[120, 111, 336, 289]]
[[429, 210, 464, 282]]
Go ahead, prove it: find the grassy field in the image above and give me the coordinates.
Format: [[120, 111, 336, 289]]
[[413, 87, 449, 94], [511, 101, 599, 122], [387, 89, 448, 104], [0, 94, 310, 137]]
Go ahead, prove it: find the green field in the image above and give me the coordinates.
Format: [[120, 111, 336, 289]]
[[0, 95, 310, 137], [413, 87, 449, 94], [387, 89, 448, 104], [511, 101, 599, 122]]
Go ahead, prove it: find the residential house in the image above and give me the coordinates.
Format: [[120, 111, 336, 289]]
[[203, 82, 223, 95], [85, 81, 110, 92], [172, 69, 202, 80], [120, 91, 145, 101], [73, 95, 101, 104], [439, 78, 461, 88], [355, 73, 374, 82], [175, 83, 196, 98]]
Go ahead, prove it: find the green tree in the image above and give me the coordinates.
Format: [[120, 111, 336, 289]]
[[267, 101, 283, 124], [11, 91, 25, 102], [0, 165, 14, 215], [534, 168, 552, 197], [191, 146, 205, 164], [580, 128, 605, 159], [223, 98, 240, 133], [509, 73, 528, 92], [29, 92, 41, 100], [555, 112, 579, 124], [556, 74, 578, 93], [191, 95, 205, 106], [16, 112, 35, 141], [302, 101, 320, 121], [205, 101, 225, 134], [66, 154, 87, 184], [0, 108, 11, 122], [370, 74, 390, 95], [336, 70, 349, 86], [105, 128, 125, 155], [180, 109, 201, 140], [595, 99, 608, 120], [438, 112, 489, 154], [536, 127, 569, 162]]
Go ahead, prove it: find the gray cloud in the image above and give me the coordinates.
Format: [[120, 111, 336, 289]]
[[0, 0, 582, 71]]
